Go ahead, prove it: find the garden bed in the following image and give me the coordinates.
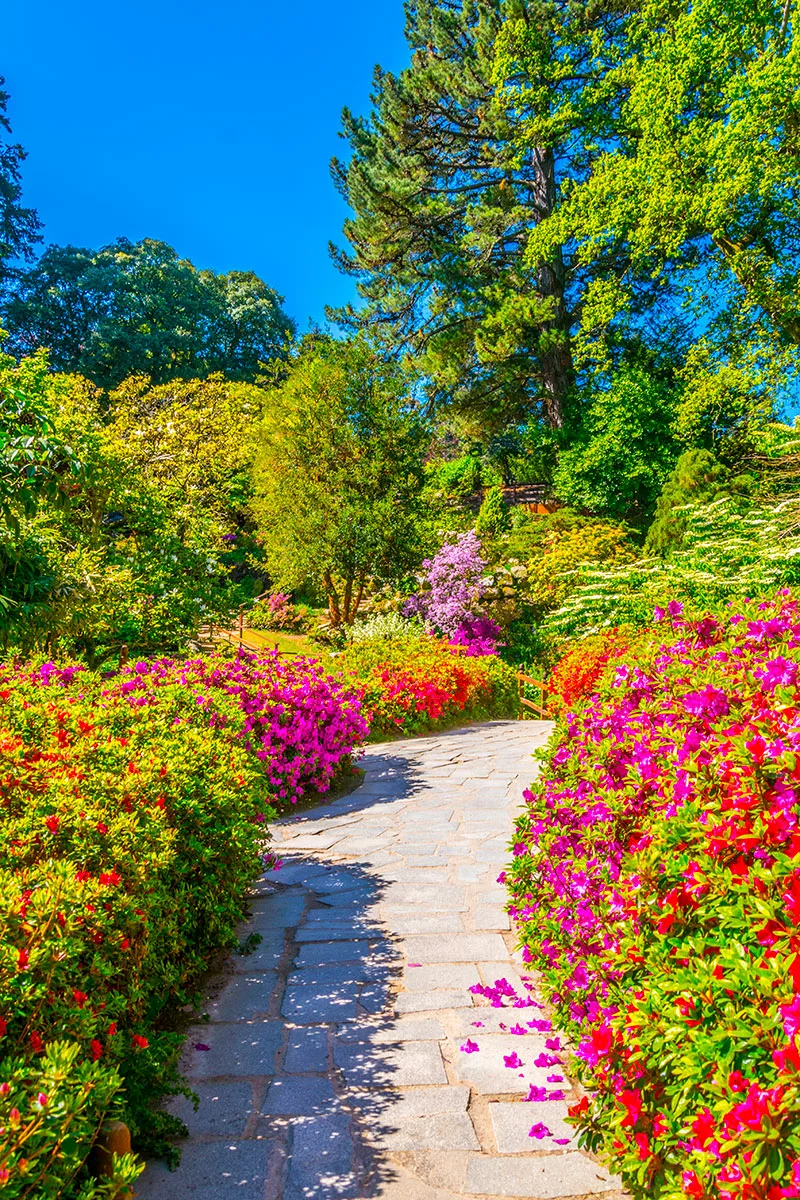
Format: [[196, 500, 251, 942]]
[[506, 592, 800, 1199]]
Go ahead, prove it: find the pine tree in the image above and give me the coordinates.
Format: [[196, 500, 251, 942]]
[[330, 0, 629, 433], [0, 79, 42, 292]]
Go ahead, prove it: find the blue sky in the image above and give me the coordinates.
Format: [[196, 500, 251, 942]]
[[2, 0, 410, 329]]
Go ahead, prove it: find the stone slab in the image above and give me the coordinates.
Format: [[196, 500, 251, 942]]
[[395, 989, 474, 1013], [283, 1026, 330, 1073], [281, 983, 360, 1023], [366, 1112, 480, 1151], [183, 1021, 283, 1080], [402, 964, 481, 992], [382, 912, 466, 935], [205, 971, 277, 1021], [465, 1153, 621, 1197], [262, 1074, 340, 1115], [133, 1140, 275, 1199], [490, 1101, 575, 1152], [337, 1016, 446, 1043], [399, 934, 509, 964], [284, 1112, 359, 1200], [453, 1034, 551, 1096], [293, 940, 379, 967], [334, 1038, 447, 1087], [166, 1082, 255, 1137]]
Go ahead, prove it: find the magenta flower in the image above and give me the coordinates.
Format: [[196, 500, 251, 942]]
[[529, 1122, 552, 1139], [504, 1052, 523, 1069], [460, 1040, 480, 1054]]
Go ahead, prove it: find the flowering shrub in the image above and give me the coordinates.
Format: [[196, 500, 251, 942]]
[[0, 651, 365, 1195], [106, 649, 367, 804], [507, 593, 800, 1199], [547, 629, 632, 714], [248, 593, 312, 634], [339, 633, 517, 738], [404, 531, 502, 653]]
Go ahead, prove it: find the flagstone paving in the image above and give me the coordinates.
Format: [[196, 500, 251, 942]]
[[135, 720, 624, 1200]]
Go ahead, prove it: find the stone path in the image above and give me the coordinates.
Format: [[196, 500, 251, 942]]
[[136, 721, 623, 1200]]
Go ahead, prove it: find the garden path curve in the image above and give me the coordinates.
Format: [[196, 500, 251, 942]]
[[136, 721, 624, 1200]]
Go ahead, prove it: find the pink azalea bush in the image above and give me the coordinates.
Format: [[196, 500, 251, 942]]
[[507, 592, 800, 1199], [106, 648, 367, 804], [0, 650, 366, 1193], [404, 531, 502, 655]]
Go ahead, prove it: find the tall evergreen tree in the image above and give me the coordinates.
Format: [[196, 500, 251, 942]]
[[330, 0, 631, 433], [0, 78, 42, 291]]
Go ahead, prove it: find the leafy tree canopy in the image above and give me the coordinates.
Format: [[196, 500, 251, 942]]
[[3, 238, 295, 389], [252, 338, 430, 624]]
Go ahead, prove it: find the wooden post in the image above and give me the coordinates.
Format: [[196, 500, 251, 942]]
[[238, 605, 245, 646], [89, 1121, 134, 1199], [119, 644, 129, 669]]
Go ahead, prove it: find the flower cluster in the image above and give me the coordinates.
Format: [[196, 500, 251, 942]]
[[0, 649, 366, 1192], [248, 593, 312, 634], [507, 593, 800, 1199], [547, 628, 632, 714], [404, 532, 501, 654], [339, 632, 517, 738], [106, 648, 367, 804]]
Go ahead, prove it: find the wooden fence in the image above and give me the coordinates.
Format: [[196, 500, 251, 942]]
[[517, 671, 550, 719]]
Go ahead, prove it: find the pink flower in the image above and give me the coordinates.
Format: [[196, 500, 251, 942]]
[[529, 1122, 551, 1139], [460, 1040, 480, 1054], [504, 1052, 523, 1069]]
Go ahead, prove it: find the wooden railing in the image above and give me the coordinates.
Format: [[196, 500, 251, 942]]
[[517, 671, 550, 719]]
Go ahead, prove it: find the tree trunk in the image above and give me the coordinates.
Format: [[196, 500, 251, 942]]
[[530, 146, 572, 429], [324, 569, 342, 625]]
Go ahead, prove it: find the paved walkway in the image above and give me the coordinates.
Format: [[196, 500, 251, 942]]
[[137, 721, 623, 1200]]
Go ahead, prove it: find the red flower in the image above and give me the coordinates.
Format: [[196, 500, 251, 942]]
[[45, 814, 60, 833], [0, 1017, 6, 1038], [619, 1089, 643, 1128], [16, 948, 29, 971], [73, 990, 88, 1008], [96, 821, 108, 835], [132, 1035, 149, 1050], [91, 1039, 103, 1061], [682, 1170, 704, 1198], [30, 1032, 43, 1053], [634, 1132, 651, 1160]]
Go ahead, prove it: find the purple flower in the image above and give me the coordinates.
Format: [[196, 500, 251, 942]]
[[460, 1039, 480, 1054], [529, 1122, 552, 1139]]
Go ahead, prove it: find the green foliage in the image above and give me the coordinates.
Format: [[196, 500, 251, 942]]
[[338, 633, 517, 738], [644, 449, 732, 555], [0, 79, 42, 291], [3, 239, 295, 389], [527, 516, 637, 617], [0, 661, 276, 1190], [475, 486, 510, 536], [546, 496, 800, 644], [0, 355, 259, 661], [331, 0, 598, 431], [252, 339, 430, 625], [553, 366, 680, 522]]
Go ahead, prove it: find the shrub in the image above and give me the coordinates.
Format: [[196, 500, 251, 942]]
[[527, 518, 637, 616], [404, 531, 499, 652], [545, 497, 800, 644], [644, 449, 732, 556], [546, 628, 632, 713], [507, 593, 800, 1199], [475, 486, 510, 536], [339, 633, 517, 738], [248, 593, 312, 634], [0, 651, 366, 1195], [348, 612, 423, 642]]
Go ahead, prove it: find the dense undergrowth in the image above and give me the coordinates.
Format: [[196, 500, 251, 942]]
[[0, 650, 365, 1198], [507, 592, 800, 1199]]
